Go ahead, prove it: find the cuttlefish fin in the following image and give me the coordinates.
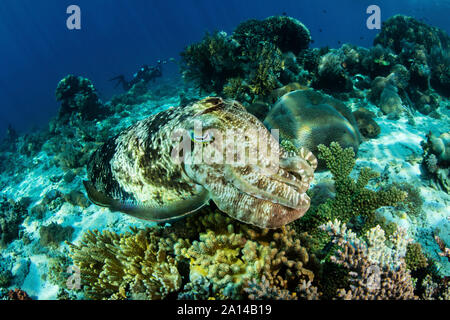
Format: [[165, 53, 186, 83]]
[[83, 180, 210, 222]]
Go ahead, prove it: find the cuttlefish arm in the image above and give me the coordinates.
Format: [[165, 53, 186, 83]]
[[83, 181, 210, 222]]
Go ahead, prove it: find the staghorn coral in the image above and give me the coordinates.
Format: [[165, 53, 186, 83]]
[[321, 220, 417, 300], [296, 142, 406, 238], [405, 243, 428, 271], [68, 227, 181, 300], [174, 209, 316, 299]]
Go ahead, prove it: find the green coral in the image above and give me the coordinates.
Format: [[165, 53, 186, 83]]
[[68, 227, 181, 300], [296, 142, 406, 240], [392, 182, 424, 216], [405, 243, 428, 271]]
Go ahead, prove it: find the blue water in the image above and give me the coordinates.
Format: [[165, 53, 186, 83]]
[[0, 0, 449, 138]]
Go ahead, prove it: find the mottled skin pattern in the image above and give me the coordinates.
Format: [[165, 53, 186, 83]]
[[84, 97, 317, 229]]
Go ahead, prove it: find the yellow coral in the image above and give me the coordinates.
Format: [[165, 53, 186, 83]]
[[68, 227, 181, 300], [174, 209, 314, 299]]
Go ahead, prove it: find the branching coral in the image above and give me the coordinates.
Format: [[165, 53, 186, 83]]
[[174, 209, 317, 299], [405, 243, 428, 271], [296, 142, 406, 236], [68, 227, 181, 300], [320, 219, 417, 300], [247, 42, 284, 97]]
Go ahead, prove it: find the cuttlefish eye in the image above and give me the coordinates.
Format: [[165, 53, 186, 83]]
[[190, 130, 214, 143]]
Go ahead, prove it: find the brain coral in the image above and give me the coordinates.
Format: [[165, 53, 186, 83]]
[[263, 89, 361, 168]]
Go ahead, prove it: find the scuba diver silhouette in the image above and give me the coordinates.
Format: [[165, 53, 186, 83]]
[[110, 60, 168, 91]]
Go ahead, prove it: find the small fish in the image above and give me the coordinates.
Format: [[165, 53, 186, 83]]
[[319, 28, 323, 33]]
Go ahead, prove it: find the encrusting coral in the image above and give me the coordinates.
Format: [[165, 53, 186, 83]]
[[68, 227, 181, 300]]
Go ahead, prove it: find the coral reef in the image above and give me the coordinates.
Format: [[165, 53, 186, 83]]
[[316, 51, 353, 92], [181, 16, 311, 102], [233, 16, 311, 55], [296, 142, 406, 237], [375, 15, 450, 96], [180, 31, 241, 93], [68, 227, 181, 300], [174, 209, 317, 299], [321, 220, 417, 299], [56, 75, 108, 122], [0, 197, 28, 248]]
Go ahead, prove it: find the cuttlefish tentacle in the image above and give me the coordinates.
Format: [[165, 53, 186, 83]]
[[205, 181, 310, 229], [279, 147, 317, 191], [223, 165, 305, 209]]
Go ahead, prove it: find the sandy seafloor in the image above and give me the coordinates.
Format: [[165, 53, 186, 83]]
[[0, 81, 449, 300]]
